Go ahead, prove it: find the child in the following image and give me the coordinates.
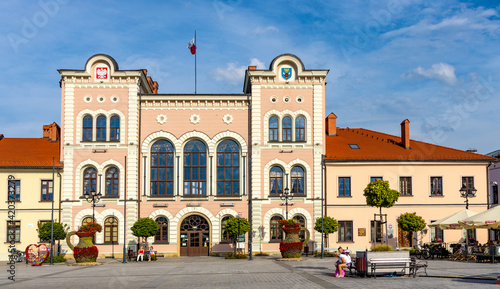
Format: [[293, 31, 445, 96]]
[[137, 246, 144, 262], [148, 246, 155, 262]]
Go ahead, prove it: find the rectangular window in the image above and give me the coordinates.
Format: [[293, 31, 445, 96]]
[[492, 184, 498, 204], [7, 180, 20, 201], [430, 220, 443, 242], [461, 176, 474, 194], [41, 180, 53, 201], [338, 177, 351, 197], [399, 177, 412, 196], [7, 221, 20, 243], [370, 220, 382, 243], [370, 177, 382, 183], [430, 177, 443, 196], [338, 221, 353, 242]]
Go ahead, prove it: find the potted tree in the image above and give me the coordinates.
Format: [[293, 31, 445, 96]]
[[131, 218, 159, 259]]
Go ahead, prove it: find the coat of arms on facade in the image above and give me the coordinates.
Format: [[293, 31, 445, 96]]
[[96, 67, 108, 79], [281, 67, 292, 80]]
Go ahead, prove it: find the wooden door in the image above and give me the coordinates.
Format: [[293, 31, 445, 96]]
[[180, 215, 210, 256], [398, 227, 411, 247]]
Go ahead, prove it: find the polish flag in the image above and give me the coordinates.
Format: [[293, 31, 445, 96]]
[[187, 38, 196, 55]]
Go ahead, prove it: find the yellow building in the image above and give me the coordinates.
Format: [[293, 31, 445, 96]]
[[0, 123, 62, 261], [323, 114, 496, 251]]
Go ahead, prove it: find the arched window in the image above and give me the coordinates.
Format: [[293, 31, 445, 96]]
[[296, 116, 305, 141], [155, 216, 168, 244], [269, 166, 283, 195], [82, 216, 94, 225], [104, 217, 118, 244], [291, 166, 305, 195], [151, 140, 174, 196], [282, 116, 292, 141], [293, 215, 306, 242], [82, 115, 93, 141], [221, 215, 232, 242], [110, 115, 120, 141], [105, 167, 119, 196], [217, 140, 240, 196], [269, 116, 279, 142], [270, 215, 283, 241], [184, 140, 207, 196], [83, 167, 97, 195], [96, 115, 106, 141]]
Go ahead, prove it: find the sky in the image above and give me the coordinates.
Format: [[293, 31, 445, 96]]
[[1, 0, 499, 154]]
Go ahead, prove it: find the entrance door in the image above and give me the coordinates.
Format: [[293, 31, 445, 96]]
[[179, 215, 210, 256], [398, 227, 411, 247]]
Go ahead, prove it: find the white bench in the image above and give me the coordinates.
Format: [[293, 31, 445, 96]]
[[369, 257, 415, 278]]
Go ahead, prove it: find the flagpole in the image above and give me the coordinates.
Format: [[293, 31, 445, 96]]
[[195, 30, 197, 94]]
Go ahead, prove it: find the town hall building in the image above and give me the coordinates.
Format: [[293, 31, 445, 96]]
[[58, 54, 327, 256]]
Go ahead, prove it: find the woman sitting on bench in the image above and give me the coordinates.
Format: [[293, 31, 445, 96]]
[[337, 249, 352, 277]]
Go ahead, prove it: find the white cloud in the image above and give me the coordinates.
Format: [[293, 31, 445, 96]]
[[403, 63, 457, 85], [250, 26, 279, 34], [210, 58, 265, 86]]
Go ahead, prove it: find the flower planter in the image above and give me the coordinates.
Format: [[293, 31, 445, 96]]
[[66, 227, 100, 263], [279, 226, 310, 258]]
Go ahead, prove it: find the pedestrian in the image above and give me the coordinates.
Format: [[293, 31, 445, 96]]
[[137, 246, 144, 262]]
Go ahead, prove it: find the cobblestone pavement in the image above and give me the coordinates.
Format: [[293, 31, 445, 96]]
[[1, 256, 499, 288]]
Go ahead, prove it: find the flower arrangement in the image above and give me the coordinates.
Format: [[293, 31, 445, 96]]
[[279, 219, 300, 234], [279, 219, 300, 229], [279, 241, 303, 258], [78, 222, 102, 233], [432, 238, 442, 243], [73, 246, 98, 263]]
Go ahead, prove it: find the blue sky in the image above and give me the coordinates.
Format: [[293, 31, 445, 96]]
[[1, 0, 499, 154]]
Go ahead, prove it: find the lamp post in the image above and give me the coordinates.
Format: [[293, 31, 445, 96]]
[[279, 174, 293, 219], [459, 183, 477, 210], [84, 189, 102, 221]]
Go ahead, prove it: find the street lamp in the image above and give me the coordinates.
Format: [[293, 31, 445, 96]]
[[84, 189, 102, 221], [460, 183, 477, 210], [279, 174, 293, 219]]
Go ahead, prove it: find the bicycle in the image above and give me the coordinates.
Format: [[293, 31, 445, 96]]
[[413, 244, 431, 259], [11, 249, 26, 263]]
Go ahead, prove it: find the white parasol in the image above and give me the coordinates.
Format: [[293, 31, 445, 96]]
[[458, 205, 500, 229]]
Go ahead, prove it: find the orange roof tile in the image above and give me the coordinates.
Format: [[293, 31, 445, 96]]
[[0, 137, 62, 167], [325, 128, 496, 162]]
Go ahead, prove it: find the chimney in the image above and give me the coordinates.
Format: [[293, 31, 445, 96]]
[[43, 123, 60, 142], [0, 134, 3, 141], [400, 119, 410, 149], [248, 66, 257, 71], [326, 113, 337, 136]]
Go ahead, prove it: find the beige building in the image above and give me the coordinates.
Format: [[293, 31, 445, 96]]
[[323, 114, 496, 251], [0, 123, 62, 261]]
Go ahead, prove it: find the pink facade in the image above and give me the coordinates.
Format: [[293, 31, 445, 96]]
[[59, 54, 328, 256]]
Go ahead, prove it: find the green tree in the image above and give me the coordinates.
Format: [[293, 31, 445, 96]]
[[131, 218, 159, 250], [225, 217, 251, 254], [37, 221, 69, 241], [397, 212, 426, 247], [314, 216, 340, 234], [363, 179, 400, 243]]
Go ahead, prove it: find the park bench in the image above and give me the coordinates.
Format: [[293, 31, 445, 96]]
[[369, 257, 415, 278]]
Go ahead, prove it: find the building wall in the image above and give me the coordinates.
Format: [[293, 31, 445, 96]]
[[0, 169, 62, 261], [325, 162, 489, 251], [58, 54, 327, 257]]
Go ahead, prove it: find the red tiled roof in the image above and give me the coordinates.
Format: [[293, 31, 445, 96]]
[[325, 128, 496, 162], [0, 138, 62, 167]]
